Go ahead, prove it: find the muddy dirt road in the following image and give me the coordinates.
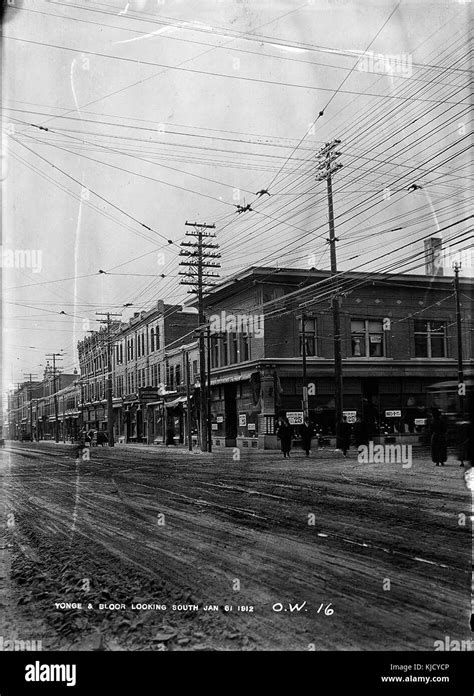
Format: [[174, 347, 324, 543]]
[[1, 442, 471, 651]]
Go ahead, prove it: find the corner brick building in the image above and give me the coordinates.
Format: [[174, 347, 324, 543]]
[[199, 267, 473, 449]]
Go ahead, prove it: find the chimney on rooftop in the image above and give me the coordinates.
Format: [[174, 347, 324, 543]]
[[424, 238, 443, 276]]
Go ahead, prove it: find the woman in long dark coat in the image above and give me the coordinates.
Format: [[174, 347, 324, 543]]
[[300, 417, 314, 457], [353, 417, 369, 448], [277, 417, 293, 459], [336, 416, 351, 456], [430, 410, 447, 466]]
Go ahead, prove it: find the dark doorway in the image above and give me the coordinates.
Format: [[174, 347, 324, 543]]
[[361, 377, 379, 435], [224, 383, 237, 444]]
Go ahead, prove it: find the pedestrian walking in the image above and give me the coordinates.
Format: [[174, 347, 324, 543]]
[[430, 409, 447, 466], [336, 416, 351, 456], [166, 423, 176, 447], [300, 417, 314, 457], [277, 417, 293, 459], [353, 417, 369, 449]]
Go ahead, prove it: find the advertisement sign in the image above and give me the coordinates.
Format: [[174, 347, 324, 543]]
[[286, 412, 303, 425], [385, 410, 401, 418], [343, 410, 357, 423]]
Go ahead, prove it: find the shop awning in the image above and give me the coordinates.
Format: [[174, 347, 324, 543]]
[[211, 372, 253, 386], [165, 396, 188, 408], [196, 371, 253, 387]]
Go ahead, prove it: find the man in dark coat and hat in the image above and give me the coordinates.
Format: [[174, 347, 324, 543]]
[[336, 416, 351, 456]]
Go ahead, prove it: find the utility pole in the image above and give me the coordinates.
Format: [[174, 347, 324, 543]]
[[185, 350, 192, 451], [96, 312, 122, 447], [316, 139, 343, 429], [62, 394, 67, 442], [300, 315, 308, 419], [45, 353, 62, 442], [452, 262, 464, 417], [179, 221, 220, 452], [23, 372, 37, 439], [206, 326, 212, 453]]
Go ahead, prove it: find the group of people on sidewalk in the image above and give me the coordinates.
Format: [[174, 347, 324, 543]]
[[276, 410, 474, 467], [428, 408, 473, 468], [275, 415, 370, 459]]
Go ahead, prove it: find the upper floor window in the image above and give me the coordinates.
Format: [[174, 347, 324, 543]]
[[211, 337, 219, 368], [299, 317, 317, 356], [241, 334, 250, 362], [150, 328, 155, 352], [230, 333, 239, 364], [175, 364, 181, 386], [151, 363, 160, 386], [222, 334, 228, 365], [414, 320, 446, 358], [351, 319, 384, 357]]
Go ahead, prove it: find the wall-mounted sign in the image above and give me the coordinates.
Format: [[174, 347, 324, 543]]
[[286, 411, 303, 425], [211, 423, 218, 430], [239, 414, 247, 427], [385, 410, 401, 418], [248, 423, 256, 431], [414, 418, 427, 426], [216, 416, 224, 423]]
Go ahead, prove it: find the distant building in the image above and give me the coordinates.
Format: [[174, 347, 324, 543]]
[[7, 365, 78, 441], [77, 300, 199, 443]]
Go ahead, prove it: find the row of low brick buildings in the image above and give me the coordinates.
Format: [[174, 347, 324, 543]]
[[7, 365, 81, 442], [7, 265, 474, 448]]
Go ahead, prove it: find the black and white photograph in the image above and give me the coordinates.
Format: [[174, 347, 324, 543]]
[[0, 0, 473, 688]]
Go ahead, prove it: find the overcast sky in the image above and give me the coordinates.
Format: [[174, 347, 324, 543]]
[[2, 0, 471, 389]]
